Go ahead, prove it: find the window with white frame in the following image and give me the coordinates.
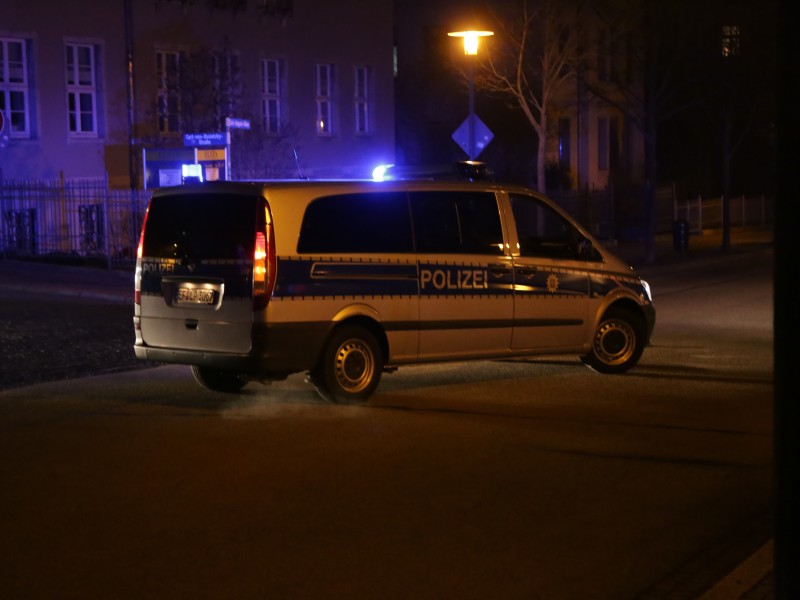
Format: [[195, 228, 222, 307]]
[[315, 63, 335, 136], [262, 58, 284, 135], [354, 65, 371, 135], [1, 37, 31, 138], [65, 43, 99, 137], [156, 50, 181, 134]]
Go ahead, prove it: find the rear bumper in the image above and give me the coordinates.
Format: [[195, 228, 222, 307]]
[[134, 321, 331, 376], [134, 345, 262, 371]]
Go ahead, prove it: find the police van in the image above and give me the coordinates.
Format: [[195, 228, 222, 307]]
[[133, 178, 655, 403]]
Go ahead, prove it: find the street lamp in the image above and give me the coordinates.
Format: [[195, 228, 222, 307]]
[[448, 30, 494, 160]]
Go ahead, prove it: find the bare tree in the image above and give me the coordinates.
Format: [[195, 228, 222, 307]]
[[473, 0, 585, 193], [177, 47, 242, 133], [584, 0, 708, 261]]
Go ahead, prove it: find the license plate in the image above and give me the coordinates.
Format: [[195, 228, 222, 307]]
[[176, 287, 215, 305]]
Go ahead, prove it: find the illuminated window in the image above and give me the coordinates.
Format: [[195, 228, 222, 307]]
[[156, 50, 181, 134], [722, 25, 741, 57], [354, 65, 372, 135], [315, 63, 335, 136], [0, 37, 31, 138], [262, 58, 285, 135], [65, 43, 99, 137]]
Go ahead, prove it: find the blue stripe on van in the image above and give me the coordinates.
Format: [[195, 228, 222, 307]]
[[274, 258, 419, 298], [273, 258, 516, 299]]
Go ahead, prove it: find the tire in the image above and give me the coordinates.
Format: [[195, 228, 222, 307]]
[[191, 365, 249, 393], [311, 326, 383, 404], [581, 307, 645, 374]]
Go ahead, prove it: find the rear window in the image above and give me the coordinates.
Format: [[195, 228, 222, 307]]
[[143, 193, 259, 260], [297, 192, 413, 254]]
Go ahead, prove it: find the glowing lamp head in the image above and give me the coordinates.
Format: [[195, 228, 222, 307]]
[[448, 30, 494, 56]]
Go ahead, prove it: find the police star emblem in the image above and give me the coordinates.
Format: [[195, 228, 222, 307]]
[[546, 273, 559, 293]]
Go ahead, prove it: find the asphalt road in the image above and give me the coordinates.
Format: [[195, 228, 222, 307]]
[[0, 246, 775, 599]]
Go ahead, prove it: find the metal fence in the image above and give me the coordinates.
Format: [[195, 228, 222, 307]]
[[551, 184, 678, 241], [554, 185, 774, 242], [0, 176, 773, 269], [551, 188, 618, 240], [674, 195, 774, 234], [0, 175, 151, 269]]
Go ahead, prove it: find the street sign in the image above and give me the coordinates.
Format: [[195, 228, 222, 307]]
[[225, 117, 251, 130], [452, 114, 494, 159], [184, 132, 225, 147], [197, 149, 226, 161]]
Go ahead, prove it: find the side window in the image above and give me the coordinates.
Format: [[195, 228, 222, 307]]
[[510, 193, 588, 260], [410, 191, 503, 255], [297, 192, 413, 254]]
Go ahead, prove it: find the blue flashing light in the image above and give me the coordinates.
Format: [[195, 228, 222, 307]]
[[372, 164, 394, 181]]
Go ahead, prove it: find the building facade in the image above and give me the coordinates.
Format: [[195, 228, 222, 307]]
[[1, 0, 395, 187]]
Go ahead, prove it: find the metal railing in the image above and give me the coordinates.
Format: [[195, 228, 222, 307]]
[[674, 195, 774, 234], [1, 174, 151, 269], [1, 174, 773, 269]]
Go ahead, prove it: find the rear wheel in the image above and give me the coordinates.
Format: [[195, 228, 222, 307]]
[[311, 326, 382, 404], [581, 307, 645, 374], [191, 366, 249, 393]]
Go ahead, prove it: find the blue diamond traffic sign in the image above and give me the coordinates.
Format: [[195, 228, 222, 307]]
[[452, 114, 493, 159]]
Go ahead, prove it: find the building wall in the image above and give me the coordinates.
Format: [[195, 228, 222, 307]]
[[1, 0, 395, 187]]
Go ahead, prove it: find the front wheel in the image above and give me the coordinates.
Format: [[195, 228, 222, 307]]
[[191, 366, 249, 393], [311, 326, 383, 404], [581, 308, 645, 374]]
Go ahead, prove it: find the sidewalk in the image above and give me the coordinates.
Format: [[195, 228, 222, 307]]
[[0, 254, 132, 303], [606, 225, 774, 270]]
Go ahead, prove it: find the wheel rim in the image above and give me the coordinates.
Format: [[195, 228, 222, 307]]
[[334, 338, 375, 393], [593, 319, 636, 366]]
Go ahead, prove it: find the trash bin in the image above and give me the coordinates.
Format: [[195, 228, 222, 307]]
[[672, 219, 690, 252]]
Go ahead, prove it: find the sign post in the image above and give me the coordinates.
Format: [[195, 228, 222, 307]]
[[224, 117, 251, 180]]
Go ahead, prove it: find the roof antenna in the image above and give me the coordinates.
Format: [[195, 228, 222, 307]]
[[293, 148, 307, 180]]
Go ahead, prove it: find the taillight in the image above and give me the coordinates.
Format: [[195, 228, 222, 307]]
[[134, 202, 151, 306], [253, 206, 276, 310]]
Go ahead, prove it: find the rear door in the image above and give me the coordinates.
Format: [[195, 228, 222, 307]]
[[411, 190, 514, 360], [138, 189, 260, 354]]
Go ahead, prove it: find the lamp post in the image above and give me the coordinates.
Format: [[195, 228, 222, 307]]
[[447, 30, 493, 160]]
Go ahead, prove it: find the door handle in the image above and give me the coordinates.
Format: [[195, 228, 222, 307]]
[[516, 267, 537, 277], [488, 265, 511, 278]]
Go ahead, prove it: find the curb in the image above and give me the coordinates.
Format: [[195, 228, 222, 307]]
[[699, 541, 774, 599]]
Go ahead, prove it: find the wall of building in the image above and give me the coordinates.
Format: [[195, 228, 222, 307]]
[[1, 0, 395, 187]]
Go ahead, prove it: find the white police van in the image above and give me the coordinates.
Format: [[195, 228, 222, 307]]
[[133, 177, 655, 403]]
